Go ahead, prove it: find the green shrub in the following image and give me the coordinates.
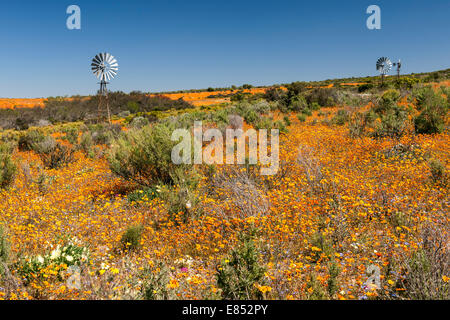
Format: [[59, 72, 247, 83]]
[[0, 225, 10, 275], [428, 159, 447, 185], [301, 108, 312, 116], [306, 274, 327, 300], [327, 261, 340, 297], [331, 109, 350, 126], [289, 95, 308, 112], [358, 83, 374, 93], [108, 122, 189, 187], [130, 116, 150, 129], [216, 232, 266, 300], [127, 101, 140, 113], [397, 226, 449, 300], [140, 261, 173, 300], [120, 225, 144, 252], [306, 88, 339, 107], [263, 87, 285, 102], [18, 130, 46, 151], [297, 114, 307, 122], [308, 232, 333, 263], [310, 102, 321, 111], [0, 144, 16, 189], [415, 111, 446, 134], [254, 117, 274, 130], [234, 103, 261, 126], [62, 127, 79, 145], [374, 89, 401, 114], [283, 115, 291, 126], [159, 168, 200, 223], [394, 77, 419, 89], [36, 140, 75, 169], [78, 131, 94, 154], [32, 135, 57, 154], [374, 106, 410, 138], [412, 86, 448, 134], [127, 187, 159, 205], [89, 123, 122, 146]]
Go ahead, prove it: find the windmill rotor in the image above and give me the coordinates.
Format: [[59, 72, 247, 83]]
[[91, 52, 119, 84], [376, 57, 392, 75]]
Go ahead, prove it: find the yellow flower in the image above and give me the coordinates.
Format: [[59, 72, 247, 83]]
[[167, 279, 179, 289], [255, 285, 272, 294], [110, 267, 119, 274]]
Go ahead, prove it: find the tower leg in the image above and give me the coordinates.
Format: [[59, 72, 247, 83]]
[[106, 94, 111, 124], [97, 81, 110, 124]]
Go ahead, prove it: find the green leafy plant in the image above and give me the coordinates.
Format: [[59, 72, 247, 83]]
[[0, 144, 16, 189], [216, 232, 266, 300], [120, 225, 144, 252]]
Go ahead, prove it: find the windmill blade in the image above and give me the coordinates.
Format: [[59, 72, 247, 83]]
[[93, 55, 102, 65], [107, 55, 115, 64], [107, 71, 116, 79]]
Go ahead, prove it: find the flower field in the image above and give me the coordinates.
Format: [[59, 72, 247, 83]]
[[0, 80, 448, 300]]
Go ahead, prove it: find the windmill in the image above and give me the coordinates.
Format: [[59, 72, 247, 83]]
[[376, 57, 392, 85], [91, 53, 118, 123], [393, 59, 402, 80]]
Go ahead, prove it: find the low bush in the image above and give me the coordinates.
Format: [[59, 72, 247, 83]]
[[427, 159, 448, 186], [396, 225, 449, 300], [412, 86, 448, 134], [130, 116, 149, 129], [140, 261, 173, 300], [373, 106, 410, 138], [34, 138, 75, 169], [0, 144, 16, 189], [127, 187, 159, 205], [289, 95, 308, 112], [108, 122, 191, 187], [331, 109, 350, 126], [373, 89, 401, 115], [297, 114, 307, 122], [120, 225, 144, 252], [0, 225, 10, 275], [306, 88, 339, 107], [78, 131, 94, 154], [18, 129, 46, 151], [216, 232, 267, 300]]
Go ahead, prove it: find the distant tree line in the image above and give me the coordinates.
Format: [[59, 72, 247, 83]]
[[0, 91, 193, 130]]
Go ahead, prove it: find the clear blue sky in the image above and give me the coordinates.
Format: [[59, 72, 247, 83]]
[[0, 0, 448, 98]]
